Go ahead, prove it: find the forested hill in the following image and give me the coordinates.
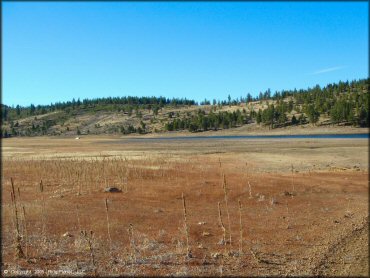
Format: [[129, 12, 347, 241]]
[[2, 78, 369, 137]]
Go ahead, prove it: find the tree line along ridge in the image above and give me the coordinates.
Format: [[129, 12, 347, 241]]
[[1, 78, 369, 137]]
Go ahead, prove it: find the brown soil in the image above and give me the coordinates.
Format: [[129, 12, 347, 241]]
[[1, 136, 368, 276]]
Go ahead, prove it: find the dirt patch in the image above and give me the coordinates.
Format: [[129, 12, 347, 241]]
[[313, 216, 369, 276]]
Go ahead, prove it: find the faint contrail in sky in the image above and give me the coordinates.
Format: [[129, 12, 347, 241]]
[[311, 66, 345, 75]]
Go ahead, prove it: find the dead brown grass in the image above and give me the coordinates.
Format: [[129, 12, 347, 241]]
[[1, 137, 368, 276]]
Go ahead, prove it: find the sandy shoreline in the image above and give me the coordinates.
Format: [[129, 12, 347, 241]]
[[3, 135, 368, 174]]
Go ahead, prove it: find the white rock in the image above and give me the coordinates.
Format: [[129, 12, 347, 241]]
[[62, 232, 73, 238]]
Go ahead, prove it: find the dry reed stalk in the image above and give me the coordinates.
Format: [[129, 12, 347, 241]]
[[39, 180, 47, 242], [245, 162, 248, 180], [181, 192, 191, 258], [248, 181, 253, 199], [77, 171, 82, 196], [291, 164, 295, 195], [10, 178, 25, 259], [75, 204, 81, 231], [238, 199, 243, 255], [345, 198, 351, 214], [9, 192, 17, 240], [127, 223, 137, 264], [217, 202, 226, 246], [222, 174, 232, 249], [17, 186, 21, 200], [285, 199, 291, 229], [81, 230, 97, 276], [22, 205, 29, 258], [104, 198, 112, 252], [16, 186, 24, 235], [39, 179, 44, 193]]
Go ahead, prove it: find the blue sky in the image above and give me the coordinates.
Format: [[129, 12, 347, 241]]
[[3, 2, 369, 106]]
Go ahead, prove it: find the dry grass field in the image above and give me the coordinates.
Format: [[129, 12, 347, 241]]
[[1, 136, 368, 276]]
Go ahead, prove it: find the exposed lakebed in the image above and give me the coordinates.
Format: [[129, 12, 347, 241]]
[[122, 133, 369, 142]]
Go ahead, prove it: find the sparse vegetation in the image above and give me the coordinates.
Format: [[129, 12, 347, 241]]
[[2, 79, 369, 137], [1, 119, 368, 276]]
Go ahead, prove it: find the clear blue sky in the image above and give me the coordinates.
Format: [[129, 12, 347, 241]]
[[3, 2, 369, 106]]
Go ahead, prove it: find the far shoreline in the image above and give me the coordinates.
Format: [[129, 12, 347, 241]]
[[119, 124, 369, 139], [3, 124, 369, 140]]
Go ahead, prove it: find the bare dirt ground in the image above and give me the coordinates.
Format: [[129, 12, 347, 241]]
[[1, 136, 368, 276]]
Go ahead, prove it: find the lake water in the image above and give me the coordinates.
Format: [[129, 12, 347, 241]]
[[126, 133, 369, 141]]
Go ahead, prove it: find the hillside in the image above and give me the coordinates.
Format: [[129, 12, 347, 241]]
[[1, 79, 369, 137]]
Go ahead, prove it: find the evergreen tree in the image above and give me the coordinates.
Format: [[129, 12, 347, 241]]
[[256, 109, 262, 124], [291, 115, 298, 125], [306, 105, 320, 125]]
